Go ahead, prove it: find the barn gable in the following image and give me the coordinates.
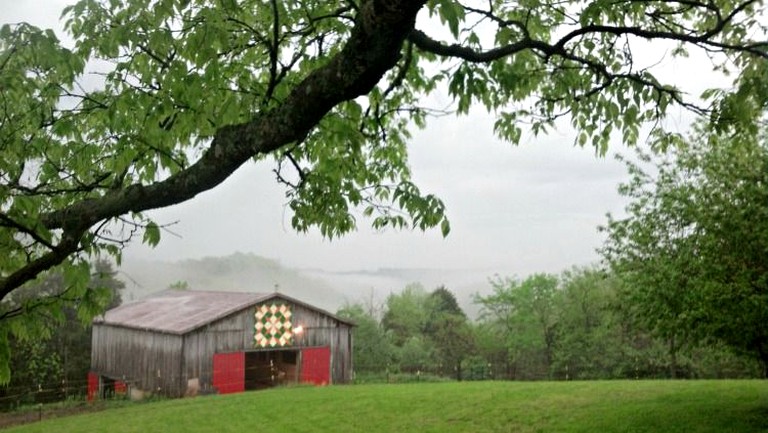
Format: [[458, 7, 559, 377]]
[[90, 290, 353, 398]]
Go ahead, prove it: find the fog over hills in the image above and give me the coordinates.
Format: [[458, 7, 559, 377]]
[[117, 252, 498, 317]]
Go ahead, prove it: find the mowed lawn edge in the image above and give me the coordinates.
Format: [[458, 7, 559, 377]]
[[4, 380, 767, 433]]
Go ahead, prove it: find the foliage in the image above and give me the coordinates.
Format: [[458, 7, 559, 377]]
[[601, 127, 768, 376], [336, 303, 395, 374], [0, 261, 123, 403], [3, 381, 768, 433], [471, 321, 510, 378], [550, 268, 625, 379], [477, 273, 559, 379], [381, 284, 430, 347], [475, 267, 762, 380], [425, 286, 465, 323], [341, 269, 763, 380], [1, 0, 766, 380], [168, 281, 190, 290], [425, 314, 475, 379], [378, 285, 475, 377], [345, 272, 763, 380], [396, 336, 434, 373], [423, 287, 474, 379]]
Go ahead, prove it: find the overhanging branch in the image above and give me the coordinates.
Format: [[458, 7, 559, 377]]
[[408, 30, 549, 63], [0, 0, 428, 298]]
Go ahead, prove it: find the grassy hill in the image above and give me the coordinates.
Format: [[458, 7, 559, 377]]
[[6, 381, 767, 433]]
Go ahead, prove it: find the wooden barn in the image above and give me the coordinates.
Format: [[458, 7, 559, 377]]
[[88, 290, 354, 399]]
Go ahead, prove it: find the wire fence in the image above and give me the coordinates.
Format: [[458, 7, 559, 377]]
[[0, 378, 133, 429], [350, 357, 763, 382], [0, 378, 92, 409]]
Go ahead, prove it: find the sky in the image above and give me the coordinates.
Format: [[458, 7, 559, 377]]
[[1, 1, 721, 278]]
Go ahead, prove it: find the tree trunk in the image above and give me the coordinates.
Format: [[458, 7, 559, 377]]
[[669, 335, 677, 379], [757, 344, 768, 379]]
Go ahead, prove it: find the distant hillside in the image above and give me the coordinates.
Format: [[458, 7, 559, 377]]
[[118, 253, 500, 317], [117, 252, 345, 312]]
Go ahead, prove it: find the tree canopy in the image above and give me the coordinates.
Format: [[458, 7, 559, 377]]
[[1, 0, 767, 379], [476, 274, 560, 378], [474, 268, 762, 380], [601, 127, 768, 377]]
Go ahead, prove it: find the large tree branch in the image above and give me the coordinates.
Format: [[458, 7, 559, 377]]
[[0, 227, 85, 300], [408, 30, 550, 63], [411, 0, 767, 63], [554, 25, 768, 59], [0, 213, 56, 250], [0, 0, 427, 297], [409, 12, 764, 118], [411, 18, 767, 67]]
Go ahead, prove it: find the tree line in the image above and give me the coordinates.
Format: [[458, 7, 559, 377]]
[[339, 125, 768, 381], [339, 268, 762, 383]]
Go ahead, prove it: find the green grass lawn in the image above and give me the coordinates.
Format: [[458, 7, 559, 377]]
[[4, 381, 767, 433]]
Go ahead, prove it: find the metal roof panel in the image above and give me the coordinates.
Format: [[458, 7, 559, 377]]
[[94, 290, 270, 334]]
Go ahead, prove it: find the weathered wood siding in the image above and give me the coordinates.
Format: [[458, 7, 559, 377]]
[[181, 309, 253, 393], [91, 324, 184, 396], [289, 300, 353, 384]]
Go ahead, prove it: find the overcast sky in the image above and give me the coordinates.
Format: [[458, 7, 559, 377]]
[[2, 1, 721, 277]]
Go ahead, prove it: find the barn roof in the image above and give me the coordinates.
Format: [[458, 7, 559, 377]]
[[94, 290, 353, 335]]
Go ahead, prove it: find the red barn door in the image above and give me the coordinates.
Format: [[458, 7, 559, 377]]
[[301, 347, 331, 385], [213, 352, 245, 394], [87, 372, 99, 401]]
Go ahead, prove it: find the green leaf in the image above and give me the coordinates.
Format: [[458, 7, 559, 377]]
[[440, 219, 451, 237], [143, 221, 161, 247]]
